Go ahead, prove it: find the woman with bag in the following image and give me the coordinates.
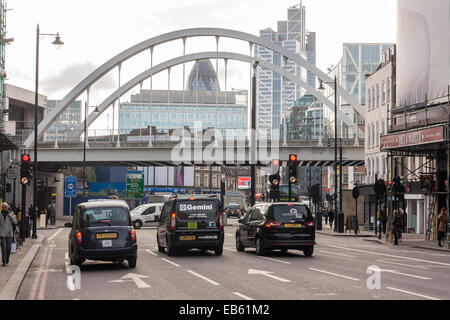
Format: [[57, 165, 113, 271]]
[[392, 210, 402, 245], [0, 202, 18, 266], [438, 207, 448, 247]]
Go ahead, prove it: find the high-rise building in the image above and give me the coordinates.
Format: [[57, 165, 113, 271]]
[[45, 100, 82, 141], [255, 3, 315, 130]]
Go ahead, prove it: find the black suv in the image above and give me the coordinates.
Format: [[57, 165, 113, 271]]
[[235, 203, 315, 256], [68, 200, 138, 268], [157, 195, 224, 256], [225, 204, 241, 218]]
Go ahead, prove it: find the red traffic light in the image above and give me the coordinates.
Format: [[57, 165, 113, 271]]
[[289, 154, 297, 162], [272, 159, 280, 166], [21, 154, 31, 162]]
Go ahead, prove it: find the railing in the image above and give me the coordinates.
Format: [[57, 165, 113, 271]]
[[9, 126, 364, 147]]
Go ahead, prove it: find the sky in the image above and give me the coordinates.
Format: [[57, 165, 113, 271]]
[[4, 0, 397, 128]]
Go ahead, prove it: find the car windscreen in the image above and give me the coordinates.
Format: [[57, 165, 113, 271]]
[[81, 207, 130, 227], [268, 205, 312, 223], [228, 204, 239, 209], [279, 185, 299, 196], [131, 206, 148, 215], [176, 200, 218, 221], [148, 196, 167, 204]]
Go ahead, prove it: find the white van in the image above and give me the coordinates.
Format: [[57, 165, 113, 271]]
[[130, 203, 164, 229]]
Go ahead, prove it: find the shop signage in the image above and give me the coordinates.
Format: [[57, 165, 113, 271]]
[[381, 125, 444, 149]]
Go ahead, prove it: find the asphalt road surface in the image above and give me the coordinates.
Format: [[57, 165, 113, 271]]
[[17, 219, 450, 300]]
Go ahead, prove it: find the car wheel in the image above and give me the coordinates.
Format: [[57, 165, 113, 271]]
[[236, 233, 245, 252], [128, 256, 137, 268], [214, 246, 223, 256], [133, 220, 142, 229], [157, 234, 165, 253], [70, 254, 82, 267], [256, 238, 266, 256], [303, 246, 314, 257]]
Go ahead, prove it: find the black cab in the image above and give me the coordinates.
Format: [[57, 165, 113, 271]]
[[235, 203, 315, 256], [157, 195, 224, 256], [67, 200, 138, 268]]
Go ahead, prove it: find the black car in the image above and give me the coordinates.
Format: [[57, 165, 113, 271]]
[[157, 195, 224, 256], [235, 203, 315, 256], [67, 200, 138, 268], [225, 204, 241, 218]]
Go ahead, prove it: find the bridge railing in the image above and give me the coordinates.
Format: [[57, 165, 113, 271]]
[[12, 126, 364, 147]]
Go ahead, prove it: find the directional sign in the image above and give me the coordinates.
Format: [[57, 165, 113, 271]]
[[7, 167, 17, 179], [65, 176, 77, 198], [109, 273, 151, 289], [127, 171, 144, 199], [248, 269, 291, 283]]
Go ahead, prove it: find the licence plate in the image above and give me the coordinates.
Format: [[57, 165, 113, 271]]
[[179, 235, 196, 241], [102, 240, 112, 248], [96, 233, 118, 239], [284, 224, 302, 228]]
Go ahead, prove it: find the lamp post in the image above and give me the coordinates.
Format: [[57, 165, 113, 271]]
[[83, 103, 100, 198], [32, 25, 64, 239]]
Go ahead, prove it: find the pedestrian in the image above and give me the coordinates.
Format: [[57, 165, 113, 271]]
[[438, 207, 448, 247], [328, 209, 335, 228], [381, 207, 387, 235], [28, 204, 35, 233], [0, 202, 18, 266], [47, 204, 56, 225], [392, 209, 402, 245], [398, 208, 405, 241], [324, 208, 329, 224]]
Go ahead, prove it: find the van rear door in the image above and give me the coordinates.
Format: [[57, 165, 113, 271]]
[[176, 200, 219, 231]]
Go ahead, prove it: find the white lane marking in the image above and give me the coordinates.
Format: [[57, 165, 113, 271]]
[[377, 259, 430, 270], [187, 270, 220, 286], [233, 292, 254, 300], [386, 287, 440, 300], [248, 269, 291, 283], [317, 250, 356, 258], [146, 249, 157, 256], [48, 228, 64, 242], [368, 266, 431, 280], [224, 247, 236, 252], [109, 273, 151, 289], [327, 245, 450, 267], [258, 256, 291, 265], [161, 258, 181, 267], [308, 268, 360, 281], [226, 233, 234, 237]]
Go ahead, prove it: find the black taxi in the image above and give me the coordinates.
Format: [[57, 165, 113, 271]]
[[235, 202, 315, 256], [157, 195, 224, 256], [67, 200, 137, 268]]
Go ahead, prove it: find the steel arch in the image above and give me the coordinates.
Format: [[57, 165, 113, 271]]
[[24, 27, 364, 148], [71, 51, 359, 139]]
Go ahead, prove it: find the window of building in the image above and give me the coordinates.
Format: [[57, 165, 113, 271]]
[[376, 121, 379, 147], [387, 78, 391, 102], [376, 84, 380, 106], [382, 81, 386, 105], [204, 174, 209, 187], [368, 89, 371, 110]]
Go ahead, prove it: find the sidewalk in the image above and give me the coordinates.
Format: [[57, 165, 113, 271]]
[[0, 216, 71, 300], [317, 219, 450, 253]]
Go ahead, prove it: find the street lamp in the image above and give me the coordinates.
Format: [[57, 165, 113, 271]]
[[32, 25, 64, 239], [317, 76, 343, 233], [83, 103, 100, 197]]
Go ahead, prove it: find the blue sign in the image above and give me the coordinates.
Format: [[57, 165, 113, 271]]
[[65, 176, 77, 198]]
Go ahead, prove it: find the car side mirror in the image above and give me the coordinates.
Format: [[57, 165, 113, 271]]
[[65, 222, 72, 228]]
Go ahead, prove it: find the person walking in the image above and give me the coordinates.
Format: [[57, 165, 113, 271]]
[[392, 210, 402, 245], [328, 209, 335, 229], [324, 208, 329, 225], [438, 207, 448, 247], [0, 202, 18, 266], [398, 208, 405, 241], [28, 204, 35, 234], [47, 204, 56, 225]]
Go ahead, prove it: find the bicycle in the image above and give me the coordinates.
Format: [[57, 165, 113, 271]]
[[426, 213, 433, 241], [443, 223, 450, 249]]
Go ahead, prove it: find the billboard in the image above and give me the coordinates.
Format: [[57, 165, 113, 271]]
[[397, 0, 450, 106], [380, 125, 445, 150], [238, 177, 251, 190]]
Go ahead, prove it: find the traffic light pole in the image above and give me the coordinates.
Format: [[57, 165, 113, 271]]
[[334, 76, 338, 233], [250, 62, 257, 207], [32, 25, 40, 240]]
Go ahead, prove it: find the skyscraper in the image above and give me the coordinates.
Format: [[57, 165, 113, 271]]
[[255, 3, 315, 130]]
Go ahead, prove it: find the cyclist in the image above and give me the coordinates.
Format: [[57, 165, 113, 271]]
[[438, 207, 448, 247]]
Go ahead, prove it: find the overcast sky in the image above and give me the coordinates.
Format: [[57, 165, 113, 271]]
[[4, 0, 396, 127]]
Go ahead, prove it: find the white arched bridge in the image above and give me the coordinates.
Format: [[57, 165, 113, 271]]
[[20, 28, 365, 168]]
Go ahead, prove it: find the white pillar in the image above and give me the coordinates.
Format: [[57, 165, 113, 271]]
[[348, 166, 354, 190]]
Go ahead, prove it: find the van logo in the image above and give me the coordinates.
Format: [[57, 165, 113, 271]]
[[180, 204, 188, 211], [180, 204, 213, 211]]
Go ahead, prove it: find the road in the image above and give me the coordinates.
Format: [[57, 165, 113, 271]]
[[17, 219, 450, 300]]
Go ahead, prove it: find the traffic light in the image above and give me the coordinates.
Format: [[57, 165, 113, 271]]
[[288, 154, 299, 184], [269, 159, 281, 188], [20, 154, 32, 185], [373, 179, 386, 199], [392, 176, 401, 195]]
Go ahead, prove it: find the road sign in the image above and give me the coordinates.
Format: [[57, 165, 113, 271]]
[[65, 176, 77, 198], [127, 171, 144, 199]]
